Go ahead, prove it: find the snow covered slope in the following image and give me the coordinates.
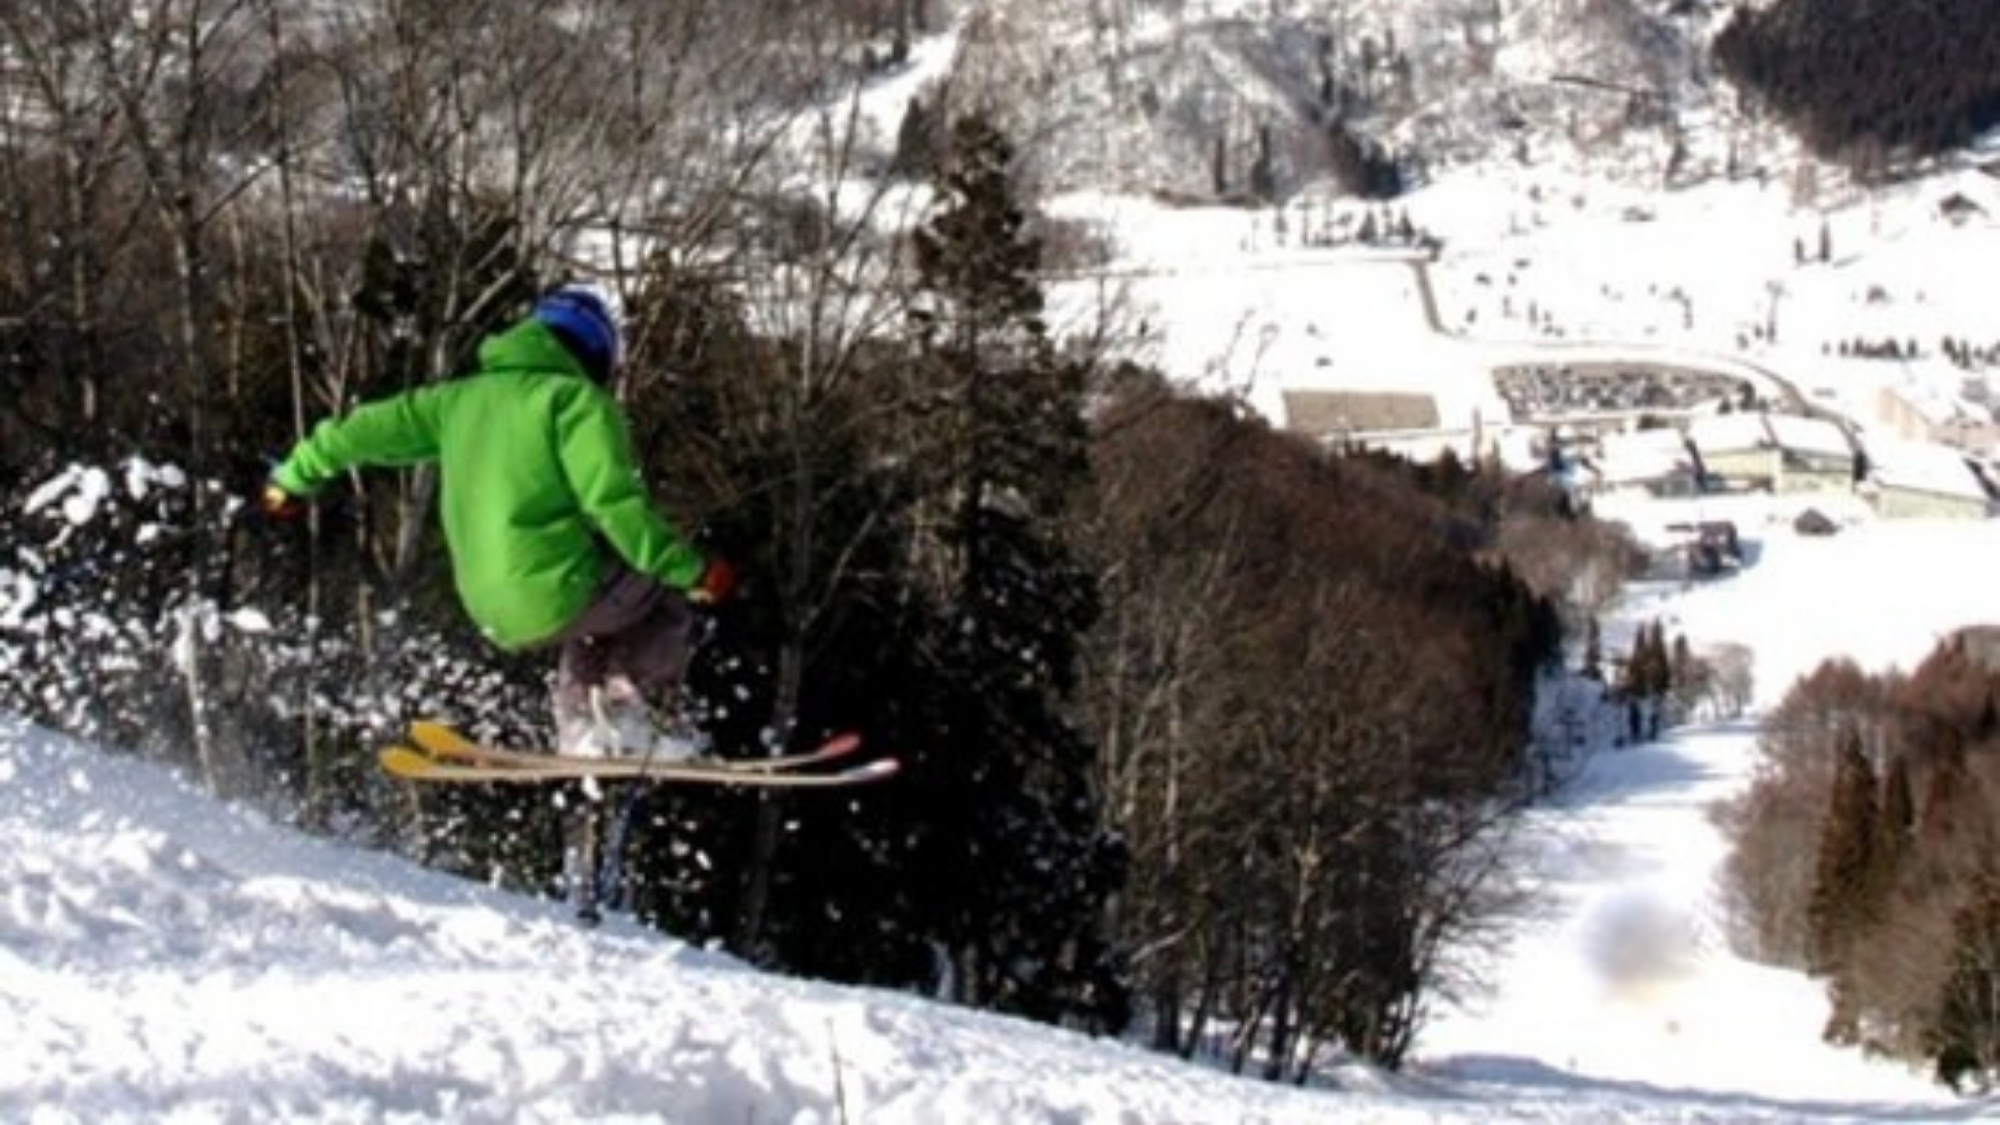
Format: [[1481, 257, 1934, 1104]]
[[929, 0, 1749, 197], [1, 717, 1374, 1123], [10, 507, 2000, 1121], [1420, 503, 2000, 1114]]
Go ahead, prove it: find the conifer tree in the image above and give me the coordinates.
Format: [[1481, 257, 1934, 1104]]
[[890, 95, 942, 179], [1807, 731, 1880, 1042], [1807, 733, 1878, 958], [899, 113, 1125, 1028], [1618, 622, 1673, 739], [1877, 755, 1915, 888], [1928, 873, 2000, 1091], [1649, 624, 1675, 700]]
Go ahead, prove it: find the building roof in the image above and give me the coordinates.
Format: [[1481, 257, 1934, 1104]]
[[1764, 413, 1852, 460], [1686, 411, 1851, 461], [1282, 390, 1441, 436], [1686, 412, 1771, 455], [1596, 428, 1695, 485], [1867, 437, 1991, 502]]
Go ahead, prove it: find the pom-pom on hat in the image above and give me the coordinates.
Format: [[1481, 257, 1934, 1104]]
[[532, 285, 620, 380]]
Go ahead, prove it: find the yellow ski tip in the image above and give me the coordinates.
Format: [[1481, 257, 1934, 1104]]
[[379, 746, 439, 779], [409, 719, 480, 758]]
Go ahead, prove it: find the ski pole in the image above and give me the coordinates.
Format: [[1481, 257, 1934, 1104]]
[[588, 611, 718, 916]]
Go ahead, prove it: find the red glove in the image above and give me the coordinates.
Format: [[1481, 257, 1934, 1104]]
[[688, 557, 737, 605], [259, 481, 308, 522]]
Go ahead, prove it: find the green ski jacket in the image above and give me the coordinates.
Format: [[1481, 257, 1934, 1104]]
[[271, 319, 704, 650]]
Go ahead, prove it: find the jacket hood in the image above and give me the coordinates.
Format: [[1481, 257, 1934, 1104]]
[[477, 318, 592, 381]]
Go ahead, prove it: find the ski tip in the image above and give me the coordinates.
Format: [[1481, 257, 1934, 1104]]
[[379, 745, 436, 779], [409, 717, 472, 745], [852, 757, 899, 781]]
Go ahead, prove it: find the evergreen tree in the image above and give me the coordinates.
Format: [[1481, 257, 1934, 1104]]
[[900, 113, 1125, 1028], [889, 95, 943, 180], [1248, 124, 1277, 201], [1645, 624, 1672, 738], [1649, 624, 1675, 700], [1928, 873, 2000, 1091], [1617, 622, 1674, 738], [1715, 0, 2000, 168], [1621, 623, 1652, 698], [1877, 754, 1915, 887], [1807, 730, 1879, 1041]]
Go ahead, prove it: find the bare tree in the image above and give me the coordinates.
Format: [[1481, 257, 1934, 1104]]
[[1081, 391, 1543, 1072], [0, 2, 160, 445], [80, 0, 279, 458]]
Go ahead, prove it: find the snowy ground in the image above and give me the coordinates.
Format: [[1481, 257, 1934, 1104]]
[[7, 500, 2000, 1122], [1418, 502, 2000, 1113], [1050, 164, 2000, 472]]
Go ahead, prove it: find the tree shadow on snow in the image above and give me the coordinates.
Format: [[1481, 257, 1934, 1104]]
[[1552, 719, 1760, 809]]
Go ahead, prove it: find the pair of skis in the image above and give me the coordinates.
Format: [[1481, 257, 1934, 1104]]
[[381, 721, 895, 925], [380, 720, 897, 788]]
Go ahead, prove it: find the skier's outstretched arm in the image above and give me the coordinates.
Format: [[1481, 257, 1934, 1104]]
[[267, 387, 449, 501]]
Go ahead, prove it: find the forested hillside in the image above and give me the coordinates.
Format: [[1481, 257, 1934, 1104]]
[[1715, 0, 2000, 172], [1725, 632, 2000, 1087]]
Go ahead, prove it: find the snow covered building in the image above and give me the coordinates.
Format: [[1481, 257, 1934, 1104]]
[[1282, 389, 1441, 440], [1862, 438, 1995, 520], [1281, 389, 1501, 464], [1875, 383, 2000, 459], [1594, 428, 1702, 498], [1686, 412, 1856, 494]]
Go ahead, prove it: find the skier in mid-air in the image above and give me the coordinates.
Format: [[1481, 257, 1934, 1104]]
[[260, 284, 735, 758]]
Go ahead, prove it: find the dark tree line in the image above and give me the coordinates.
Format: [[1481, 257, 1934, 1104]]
[[1715, 0, 2000, 171], [0, 1, 1563, 1075], [1724, 632, 2000, 1090]]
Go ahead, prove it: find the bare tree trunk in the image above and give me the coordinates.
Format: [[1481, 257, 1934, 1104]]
[[260, 0, 336, 825], [1262, 971, 1297, 1082], [61, 163, 104, 429], [1, 2, 121, 435]]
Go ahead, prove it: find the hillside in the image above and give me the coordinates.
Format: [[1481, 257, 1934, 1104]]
[[920, 0, 1763, 199], [1716, 0, 2000, 167]]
